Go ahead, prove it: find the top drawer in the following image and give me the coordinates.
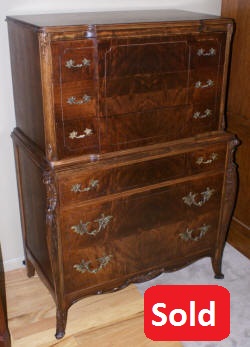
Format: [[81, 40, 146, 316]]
[[99, 33, 226, 78], [189, 33, 226, 68], [99, 40, 189, 77], [57, 141, 227, 207], [51, 40, 96, 83]]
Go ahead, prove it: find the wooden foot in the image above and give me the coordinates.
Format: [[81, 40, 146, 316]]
[[55, 330, 65, 339], [23, 259, 35, 277], [214, 273, 224, 279], [55, 307, 67, 340], [212, 253, 224, 280]]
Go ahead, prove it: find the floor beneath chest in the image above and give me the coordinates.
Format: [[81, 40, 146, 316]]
[[136, 243, 250, 347], [6, 267, 182, 347]]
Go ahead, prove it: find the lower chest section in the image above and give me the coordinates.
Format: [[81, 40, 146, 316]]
[[56, 138, 229, 297]]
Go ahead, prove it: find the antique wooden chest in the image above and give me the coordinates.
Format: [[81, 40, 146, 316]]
[[7, 9, 237, 338]]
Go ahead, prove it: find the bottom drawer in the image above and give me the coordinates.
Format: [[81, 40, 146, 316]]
[[63, 211, 219, 294]]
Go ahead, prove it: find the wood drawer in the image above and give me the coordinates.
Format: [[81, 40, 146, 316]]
[[62, 210, 220, 294], [54, 81, 97, 121], [58, 153, 186, 205], [51, 40, 96, 83], [187, 143, 226, 175], [60, 173, 224, 250], [60, 183, 187, 247], [100, 104, 219, 152], [189, 33, 226, 68], [100, 71, 189, 116], [101, 68, 221, 117], [99, 40, 188, 78], [188, 67, 223, 104], [58, 143, 226, 206], [54, 96, 221, 158]]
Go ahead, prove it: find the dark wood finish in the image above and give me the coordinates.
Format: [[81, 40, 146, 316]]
[[58, 142, 226, 206], [221, 1, 250, 258], [7, 10, 237, 339], [0, 246, 11, 347], [7, 11, 232, 161], [7, 21, 45, 151], [6, 10, 220, 28]]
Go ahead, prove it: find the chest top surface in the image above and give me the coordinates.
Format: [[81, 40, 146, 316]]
[[6, 9, 220, 28]]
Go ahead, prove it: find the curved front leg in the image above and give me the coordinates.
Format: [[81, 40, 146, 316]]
[[43, 171, 68, 340], [212, 137, 239, 279]]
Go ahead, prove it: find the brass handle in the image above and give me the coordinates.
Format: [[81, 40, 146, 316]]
[[65, 58, 91, 69], [71, 179, 99, 193], [193, 109, 212, 119], [179, 224, 210, 242], [67, 94, 91, 104], [71, 213, 113, 236], [182, 187, 215, 207], [197, 48, 216, 56], [195, 80, 214, 88], [69, 128, 93, 139], [196, 153, 218, 165], [74, 254, 113, 274]]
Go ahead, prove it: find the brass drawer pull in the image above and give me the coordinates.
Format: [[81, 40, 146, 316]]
[[182, 187, 215, 207], [71, 179, 99, 193], [179, 224, 210, 242], [71, 213, 113, 236], [69, 128, 93, 139], [196, 153, 218, 165], [67, 94, 91, 104], [195, 80, 214, 88], [197, 48, 216, 56], [65, 58, 91, 69], [73, 254, 113, 274], [193, 109, 212, 119]]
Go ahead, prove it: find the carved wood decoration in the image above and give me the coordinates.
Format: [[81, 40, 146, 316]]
[[7, 10, 237, 339]]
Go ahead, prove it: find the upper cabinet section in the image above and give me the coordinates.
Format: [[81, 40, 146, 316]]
[[7, 10, 233, 161]]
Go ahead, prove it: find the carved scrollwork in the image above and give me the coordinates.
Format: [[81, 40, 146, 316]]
[[43, 171, 57, 225], [39, 32, 51, 57], [224, 138, 240, 203]]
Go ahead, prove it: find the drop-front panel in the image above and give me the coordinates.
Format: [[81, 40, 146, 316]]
[[7, 10, 237, 339]]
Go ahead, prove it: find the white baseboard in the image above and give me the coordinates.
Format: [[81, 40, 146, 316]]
[[4, 257, 25, 272]]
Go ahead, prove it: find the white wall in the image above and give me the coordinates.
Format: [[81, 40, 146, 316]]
[[0, 0, 222, 271]]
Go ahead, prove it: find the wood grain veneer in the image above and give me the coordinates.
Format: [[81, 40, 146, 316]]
[[7, 10, 238, 339]]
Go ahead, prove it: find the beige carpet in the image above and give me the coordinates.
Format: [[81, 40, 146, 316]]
[[136, 243, 250, 347]]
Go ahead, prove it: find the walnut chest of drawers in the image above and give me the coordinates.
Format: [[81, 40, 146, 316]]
[[7, 9, 238, 338]]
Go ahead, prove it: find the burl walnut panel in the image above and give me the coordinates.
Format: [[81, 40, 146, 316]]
[[7, 10, 237, 339]]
